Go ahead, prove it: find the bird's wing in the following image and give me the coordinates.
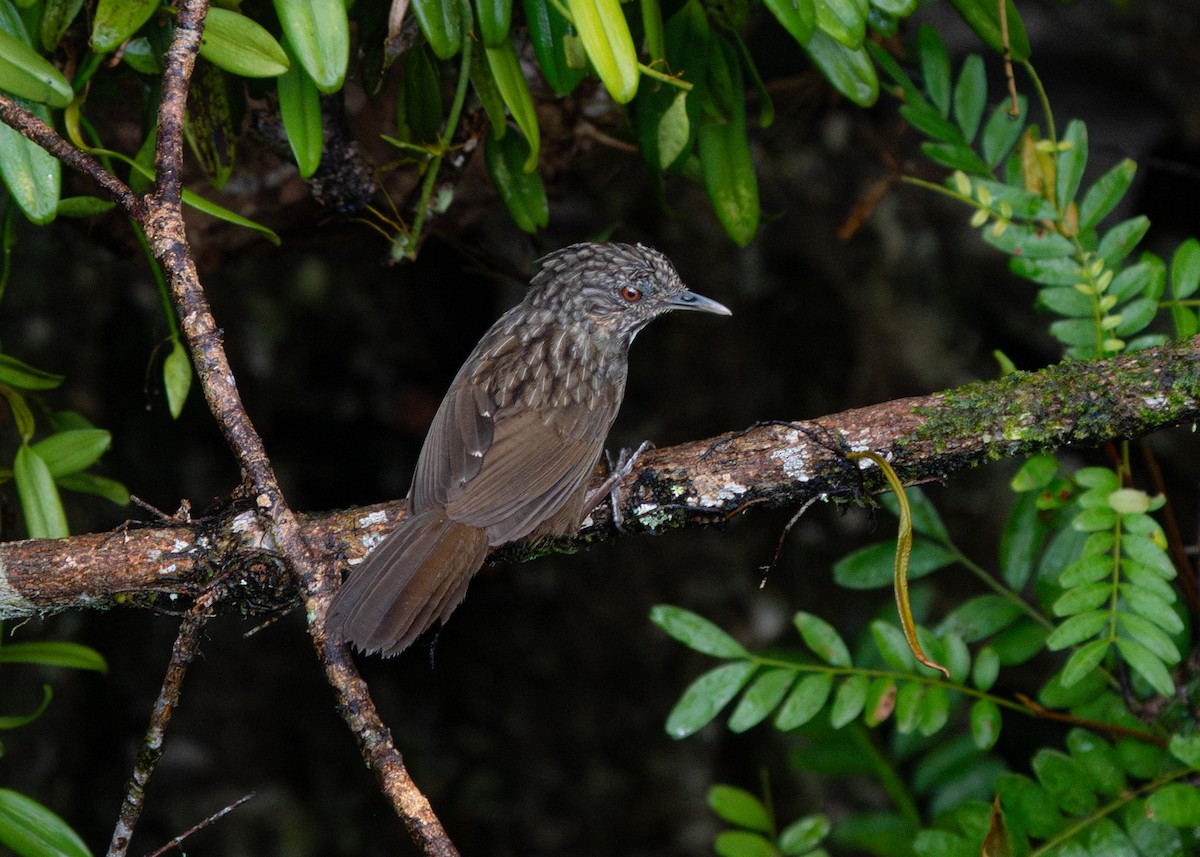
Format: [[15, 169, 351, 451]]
[[410, 375, 618, 544]]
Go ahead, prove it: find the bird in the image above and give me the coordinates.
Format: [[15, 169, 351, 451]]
[[327, 242, 731, 656]]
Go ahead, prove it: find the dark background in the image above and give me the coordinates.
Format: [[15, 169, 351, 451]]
[[4, 1, 1200, 854]]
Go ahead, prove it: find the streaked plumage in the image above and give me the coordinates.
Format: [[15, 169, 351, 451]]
[[328, 242, 731, 655]]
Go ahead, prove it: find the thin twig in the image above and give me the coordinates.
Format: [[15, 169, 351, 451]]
[[144, 793, 255, 857], [106, 606, 209, 857]]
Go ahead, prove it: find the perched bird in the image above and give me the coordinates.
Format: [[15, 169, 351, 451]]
[[328, 242, 731, 655]]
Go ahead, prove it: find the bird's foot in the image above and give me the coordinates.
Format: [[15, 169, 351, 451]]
[[586, 440, 654, 532]]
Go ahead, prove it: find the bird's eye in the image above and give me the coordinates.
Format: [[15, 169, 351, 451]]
[[620, 285, 643, 303]]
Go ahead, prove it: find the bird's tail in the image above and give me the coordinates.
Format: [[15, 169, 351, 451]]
[[327, 508, 488, 656]]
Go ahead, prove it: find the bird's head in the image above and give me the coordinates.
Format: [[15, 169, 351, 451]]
[[528, 242, 731, 337]]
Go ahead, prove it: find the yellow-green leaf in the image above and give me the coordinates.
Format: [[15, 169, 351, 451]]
[[14, 444, 69, 538], [164, 337, 192, 419], [200, 7, 290, 78], [566, 0, 639, 103], [485, 37, 540, 170], [273, 0, 349, 93], [39, 0, 84, 52], [0, 97, 61, 224], [410, 0, 464, 59], [0, 28, 73, 108], [91, 0, 160, 54], [277, 38, 323, 178]]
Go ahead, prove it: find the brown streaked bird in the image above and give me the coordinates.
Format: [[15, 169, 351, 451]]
[[328, 242, 731, 656]]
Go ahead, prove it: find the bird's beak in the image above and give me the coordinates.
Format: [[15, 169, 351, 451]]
[[668, 290, 732, 316]]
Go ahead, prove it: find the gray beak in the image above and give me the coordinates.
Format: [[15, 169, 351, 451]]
[[668, 290, 732, 316]]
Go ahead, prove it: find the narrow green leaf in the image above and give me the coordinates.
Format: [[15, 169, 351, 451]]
[[278, 38, 323, 178], [707, 785, 772, 833], [485, 37, 541, 170], [1116, 612, 1180, 663], [476, 0, 513, 46], [1114, 637, 1175, 697], [952, 54, 986, 143], [803, 29, 877, 107], [937, 594, 1024, 642], [640, 0, 664, 61], [1169, 237, 1200, 300], [916, 25, 950, 116], [650, 605, 748, 658], [980, 95, 1026, 169], [1121, 584, 1182, 634], [91, 0, 159, 53], [1045, 609, 1108, 651], [870, 620, 916, 671], [523, 0, 586, 96], [0, 789, 92, 857], [892, 681, 924, 734], [0, 641, 107, 671], [1097, 215, 1150, 267], [921, 141, 991, 174], [1052, 582, 1111, 617], [1122, 534, 1176, 578], [1048, 318, 1100, 350], [762, 0, 814, 44], [969, 698, 1001, 750], [0, 28, 73, 107], [829, 674, 869, 728], [991, 618, 1048, 666], [0, 685, 51, 730], [665, 661, 757, 739], [714, 831, 776, 857], [999, 489, 1048, 589], [39, 0, 84, 52], [1059, 553, 1113, 587], [0, 98, 61, 224], [971, 646, 999, 691], [163, 337, 192, 419], [484, 127, 548, 233], [774, 671, 832, 730], [1010, 256, 1084, 286], [814, 0, 865, 49], [54, 472, 130, 506], [833, 538, 954, 589], [1055, 120, 1088, 209], [696, 40, 759, 246], [14, 444, 69, 538], [1037, 286, 1095, 317], [1113, 297, 1157, 337], [1, 384, 36, 441], [1108, 260, 1156, 302], [728, 667, 796, 732], [655, 90, 690, 170], [1078, 158, 1136, 233], [984, 222, 1075, 259], [778, 814, 830, 855], [55, 196, 116, 217], [200, 7, 289, 77], [274, 0, 350, 92], [566, 0, 640, 103], [30, 429, 111, 477], [0, 354, 63, 390], [794, 612, 851, 666], [944, 0, 1030, 61]]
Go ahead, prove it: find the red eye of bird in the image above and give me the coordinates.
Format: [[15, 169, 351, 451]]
[[620, 285, 642, 303]]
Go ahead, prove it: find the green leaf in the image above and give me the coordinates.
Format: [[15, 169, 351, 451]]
[[762, 0, 814, 44], [163, 337, 192, 419], [937, 594, 1024, 642], [833, 538, 954, 589], [917, 684, 950, 736], [1054, 120, 1088, 209], [476, 0, 513, 46], [999, 488, 1047, 589], [274, 0, 350, 92], [1169, 237, 1200, 300], [1115, 612, 1180, 663], [184, 61, 236, 189], [1037, 286, 1095, 317], [971, 645, 999, 691], [278, 38, 323, 178], [1066, 729, 1126, 797], [54, 472, 130, 506], [913, 829, 972, 857], [774, 671, 833, 730], [707, 785, 772, 833], [523, 0, 586, 96], [980, 95, 1027, 169], [870, 620, 916, 671], [1122, 534, 1175, 578], [697, 38, 759, 246], [1097, 215, 1150, 267], [972, 178, 1059, 221], [1052, 582, 1110, 617], [916, 25, 951, 116], [1010, 256, 1083, 286], [1148, 784, 1200, 827], [1109, 260, 1156, 302], [995, 773, 1063, 839], [655, 90, 690, 171], [1048, 318, 1100, 350], [803, 29, 877, 107], [55, 196, 116, 217], [1166, 733, 1200, 768], [985, 222, 1075, 259], [951, 54, 986, 143], [0, 788, 92, 857], [91, 0, 159, 53], [1, 384, 36, 441], [30, 429, 111, 477], [0, 685, 51, 730], [1058, 639, 1110, 689], [485, 37, 541, 170], [794, 612, 851, 666], [714, 830, 776, 857], [878, 486, 948, 541], [1033, 749, 1096, 816], [665, 661, 757, 739], [920, 141, 991, 174], [199, 7, 289, 77], [1010, 454, 1057, 492], [1078, 158, 1136, 233], [0, 641, 107, 671], [0, 354, 63, 390], [814, 0, 865, 49], [829, 674, 868, 728], [1045, 609, 1108, 650], [484, 128, 548, 233], [0, 29, 73, 108], [39, 0, 84, 52], [727, 668, 795, 732], [944, 0, 1030, 61], [969, 698, 1001, 750], [892, 681, 924, 734], [778, 814, 830, 855], [1113, 637, 1175, 697], [0, 98, 61, 224], [1059, 553, 1113, 587], [651, 605, 748, 658], [566, 0, 640, 103], [120, 36, 160, 73], [862, 676, 896, 726], [1114, 297, 1157, 337], [14, 444, 69, 538]]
